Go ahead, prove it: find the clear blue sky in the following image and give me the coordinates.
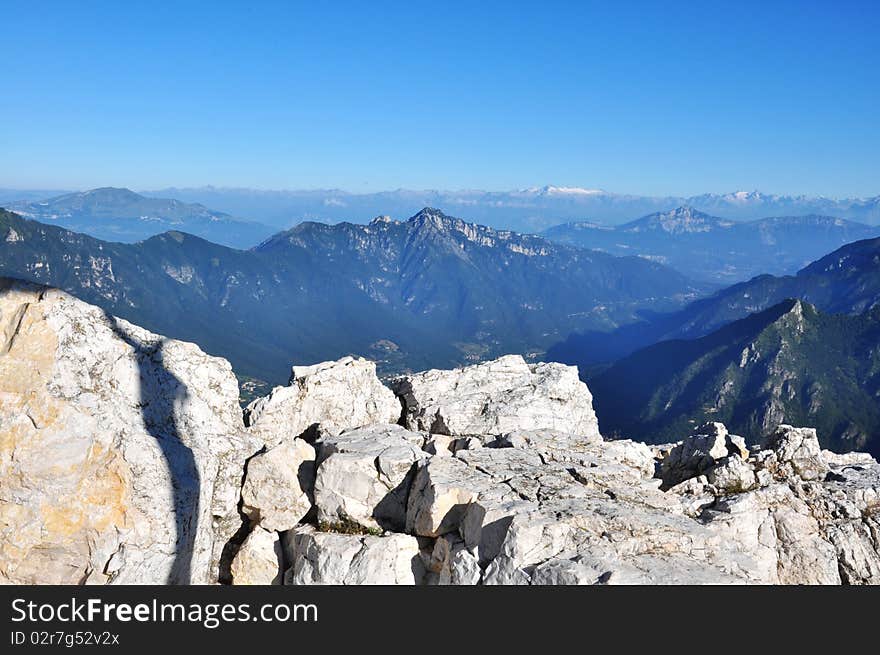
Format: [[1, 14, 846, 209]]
[[2, 1, 878, 197]]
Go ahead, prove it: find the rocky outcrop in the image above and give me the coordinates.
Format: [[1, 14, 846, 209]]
[[391, 355, 601, 439], [243, 356, 401, 445], [664, 424, 880, 584], [760, 424, 829, 481], [313, 424, 428, 532], [289, 410, 880, 585], [3, 279, 879, 585], [0, 278, 259, 584], [660, 422, 748, 489]]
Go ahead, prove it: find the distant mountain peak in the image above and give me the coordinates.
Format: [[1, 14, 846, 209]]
[[6, 187, 273, 249], [660, 205, 707, 218], [369, 215, 397, 226], [406, 207, 473, 235], [54, 187, 144, 205], [544, 185, 605, 196], [82, 186, 137, 194], [622, 206, 733, 234], [408, 206, 451, 221], [523, 185, 606, 197], [726, 190, 767, 202], [765, 297, 809, 332]]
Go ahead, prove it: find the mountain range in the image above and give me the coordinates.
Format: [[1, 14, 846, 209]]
[[3, 200, 880, 454], [590, 299, 880, 455], [4, 188, 879, 285], [548, 235, 880, 370], [137, 185, 880, 232], [5, 187, 275, 248], [541, 206, 879, 282], [0, 206, 702, 386]]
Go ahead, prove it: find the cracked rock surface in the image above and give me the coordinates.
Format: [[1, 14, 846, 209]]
[[391, 354, 602, 439], [0, 279, 259, 584], [244, 356, 401, 444], [3, 278, 880, 585]]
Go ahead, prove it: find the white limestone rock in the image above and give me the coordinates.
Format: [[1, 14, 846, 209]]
[[244, 356, 401, 445], [313, 424, 428, 532], [495, 428, 602, 463], [701, 484, 841, 584], [230, 527, 284, 585], [5, 287, 880, 590], [240, 438, 316, 532], [530, 557, 607, 585], [283, 525, 424, 585], [821, 450, 877, 468], [404, 426, 762, 585], [476, 492, 757, 585], [706, 456, 759, 494], [809, 460, 880, 584], [421, 534, 482, 585], [760, 425, 829, 481], [0, 278, 259, 585], [596, 439, 657, 477], [660, 422, 750, 488], [825, 520, 880, 584], [666, 476, 718, 517], [727, 434, 750, 459], [405, 455, 495, 537], [529, 552, 745, 585], [422, 434, 456, 456], [391, 355, 601, 438]]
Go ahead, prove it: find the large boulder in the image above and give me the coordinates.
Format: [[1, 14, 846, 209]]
[[760, 424, 829, 481], [230, 527, 284, 585], [421, 534, 482, 585], [240, 437, 316, 532], [283, 526, 424, 585], [244, 356, 401, 444], [804, 459, 880, 584], [313, 424, 428, 532], [705, 455, 759, 494], [0, 278, 258, 584], [660, 422, 748, 488], [405, 456, 495, 537], [391, 355, 601, 438]]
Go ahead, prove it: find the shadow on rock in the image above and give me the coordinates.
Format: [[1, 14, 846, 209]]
[[105, 313, 200, 584]]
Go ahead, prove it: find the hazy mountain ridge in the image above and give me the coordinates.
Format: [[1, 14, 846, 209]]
[[543, 206, 880, 282], [137, 185, 880, 233], [548, 235, 880, 369], [6, 185, 879, 261], [0, 207, 702, 384], [5, 187, 276, 248], [590, 299, 880, 455]]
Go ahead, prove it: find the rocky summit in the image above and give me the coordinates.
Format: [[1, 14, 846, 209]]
[[2, 278, 879, 585]]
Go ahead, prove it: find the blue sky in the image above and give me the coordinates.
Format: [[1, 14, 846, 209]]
[[2, 1, 878, 196]]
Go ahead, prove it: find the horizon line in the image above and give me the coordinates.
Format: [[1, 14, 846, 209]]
[[3, 184, 879, 202]]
